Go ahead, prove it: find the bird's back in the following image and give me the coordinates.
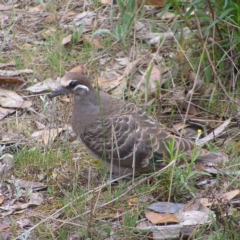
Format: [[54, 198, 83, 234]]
[[77, 91, 227, 175]]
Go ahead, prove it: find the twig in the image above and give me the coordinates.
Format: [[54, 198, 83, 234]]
[[196, 118, 232, 145]]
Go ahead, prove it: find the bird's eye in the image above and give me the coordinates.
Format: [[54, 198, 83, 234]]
[[69, 81, 77, 88]]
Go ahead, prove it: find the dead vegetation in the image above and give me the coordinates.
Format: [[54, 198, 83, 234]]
[[0, 0, 240, 239]]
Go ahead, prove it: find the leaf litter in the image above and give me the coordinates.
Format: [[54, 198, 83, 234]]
[[0, 0, 239, 239]]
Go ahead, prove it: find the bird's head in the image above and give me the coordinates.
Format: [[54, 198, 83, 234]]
[[48, 72, 94, 99]]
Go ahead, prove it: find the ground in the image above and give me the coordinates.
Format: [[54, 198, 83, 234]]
[[0, 0, 240, 239]]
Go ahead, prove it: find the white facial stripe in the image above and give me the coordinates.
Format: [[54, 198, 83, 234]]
[[74, 84, 89, 91], [67, 79, 76, 85]]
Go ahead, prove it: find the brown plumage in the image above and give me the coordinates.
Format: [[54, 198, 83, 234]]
[[49, 72, 227, 176]]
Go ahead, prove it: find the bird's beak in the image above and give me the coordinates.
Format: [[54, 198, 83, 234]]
[[48, 86, 65, 98]]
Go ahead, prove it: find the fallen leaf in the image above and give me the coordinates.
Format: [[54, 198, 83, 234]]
[[29, 3, 46, 13], [42, 28, 56, 38], [69, 65, 87, 74], [145, 212, 179, 224], [21, 43, 33, 50], [42, 127, 63, 145], [178, 211, 210, 225], [0, 69, 33, 77], [136, 221, 153, 229], [0, 88, 24, 108], [128, 197, 138, 206], [28, 192, 44, 206], [137, 0, 166, 6], [44, 14, 56, 24], [0, 77, 24, 85], [0, 193, 44, 217], [99, 53, 149, 92], [149, 32, 174, 45], [200, 189, 240, 207], [74, 11, 96, 26], [7, 179, 47, 190], [185, 69, 205, 95], [83, 35, 104, 49], [0, 195, 4, 204], [181, 198, 210, 214], [35, 121, 46, 130], [30, 130, 44, 139], [0, 107, 15, 120], [17, 218, 32, 229], [62, 34, 72, 45], [137, 223, 182, 239], [100, 0, 112, 5], [147, 202, 185, 214], [115, 57, 130, 66], [158, 12, 176, 20], [26, 78, 61, 93], [172, 122, 190, 132], [61, 11, 76, 22], [0, 5, 13, 11], [0, 224, 10, 231], [0, 61, 15, 69]]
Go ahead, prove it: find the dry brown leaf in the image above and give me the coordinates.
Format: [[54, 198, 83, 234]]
[[42, 28, 56, 38], [21, 100, 32, 109], [100, 0, 113, 5], [185, 69, 205, 96], [0, 69, 33, 77], [150, 65, 161, 82], [173, 122, 190, 132], [44, 14, 56, 24], [7, 179, 46, 190], [100, 53, 149, 92], [42, 127, 63, 145], [159, 12, 176, 20], [0, 195, 4, 204], [29, 3, 46, 13], [137, 0, 166, 6], [0, 5, 13, 11], [17, 218, 32, 229], [224, 189, 240, 200], [74, 11, 95, 26], [83, 35, 104, 49], [200, 189, 240, 207], [21, 43, 33, 50], [0, 61, 15, 69], [69, 65, 87, 74], [0, 88, 24, 108], [61, 11, 76, 22], [30, 130, 44, 139], [26, 77, 60, 93], [147, 202, 185, 214], [111, 79, 127, 98], [62, 34, 72, 45], [128, 197, 139, 206], [178, 211, 210, 225], [0, 224, 10, 231], [0, 193, 44, 217], [60, 96, 72, 103], [0, 107, 15, 120], [145, 212, 179, 224]]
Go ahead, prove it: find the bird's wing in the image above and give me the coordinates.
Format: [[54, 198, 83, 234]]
[[81, 106, 226, 173], [80, 106, 192, 171]]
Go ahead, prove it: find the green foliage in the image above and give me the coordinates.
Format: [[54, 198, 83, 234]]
[[93, 0, 137, 47], [72, 24, 84, 44], [153, 140, 210, 200]]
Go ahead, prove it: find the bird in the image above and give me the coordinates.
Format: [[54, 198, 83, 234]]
[[49, 72, 227, 176]]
